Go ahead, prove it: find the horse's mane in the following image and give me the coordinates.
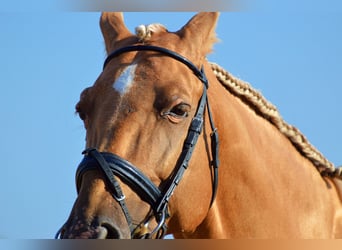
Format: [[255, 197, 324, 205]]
[[210, 62, 342, 179]]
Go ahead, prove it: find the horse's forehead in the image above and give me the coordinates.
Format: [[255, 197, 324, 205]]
[[104, 54, 193, 96], [112, 63, 138, 96]]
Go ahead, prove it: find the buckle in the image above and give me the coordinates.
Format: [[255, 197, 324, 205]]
[[113, 194, 126, 202]]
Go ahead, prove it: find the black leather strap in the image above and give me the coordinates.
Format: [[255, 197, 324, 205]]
[[76, 150, 162, 208], [155, 88, 207, 214], [81, 148, 134, 232], [206, 95, 220, 206], [103, 45, 208, 87]]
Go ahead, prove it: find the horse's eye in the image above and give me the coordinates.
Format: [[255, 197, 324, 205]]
[[162, 103, 190, 123], [169, 104, 189, 118]]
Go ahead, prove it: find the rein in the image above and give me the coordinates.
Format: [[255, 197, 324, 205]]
[[56, 45, 219, 239]]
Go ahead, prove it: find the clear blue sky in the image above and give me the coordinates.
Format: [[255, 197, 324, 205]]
[[1, 4, 342, 239]]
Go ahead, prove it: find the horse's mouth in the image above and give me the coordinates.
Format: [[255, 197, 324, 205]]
[[58, 224, 123, 239]]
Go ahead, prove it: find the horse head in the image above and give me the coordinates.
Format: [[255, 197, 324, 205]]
[[59, 12, 220, 239]]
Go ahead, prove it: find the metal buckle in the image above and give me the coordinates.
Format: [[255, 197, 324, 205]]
[[113, 194, 126, 202]]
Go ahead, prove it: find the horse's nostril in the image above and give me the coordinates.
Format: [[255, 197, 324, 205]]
[[100, 223, 121, 239]]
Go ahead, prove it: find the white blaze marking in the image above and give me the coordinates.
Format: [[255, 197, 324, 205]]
[[113, 64, 137, 95]]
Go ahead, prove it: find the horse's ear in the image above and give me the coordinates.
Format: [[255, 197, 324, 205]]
[[100, 12, 132, 54], [178, 12, 219, 56]]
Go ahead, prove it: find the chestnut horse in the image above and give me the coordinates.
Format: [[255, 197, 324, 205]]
[[57, 12, 342, 238]]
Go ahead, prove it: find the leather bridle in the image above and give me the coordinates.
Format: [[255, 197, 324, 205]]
[[56, 45, 219, 239]]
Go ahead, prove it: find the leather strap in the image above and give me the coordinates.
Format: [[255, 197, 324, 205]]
[[155, 88, 208, 214], [76, 150, 162, 208], [103, 45, 209, 87], [82, 148, 134, 232]]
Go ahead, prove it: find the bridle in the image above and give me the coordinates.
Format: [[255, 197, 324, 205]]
[[56, 45, 219, 239]]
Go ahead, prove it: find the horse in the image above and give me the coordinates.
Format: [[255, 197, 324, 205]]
[[57, 12, 342, 239]]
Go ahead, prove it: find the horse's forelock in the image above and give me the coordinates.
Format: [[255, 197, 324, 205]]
[[135, 23, 167, 42]]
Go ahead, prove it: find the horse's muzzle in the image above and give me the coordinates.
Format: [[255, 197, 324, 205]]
[[57, 217, 129, 239]]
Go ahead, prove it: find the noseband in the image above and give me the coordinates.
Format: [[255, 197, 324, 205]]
[[56, 45, 219, 239]]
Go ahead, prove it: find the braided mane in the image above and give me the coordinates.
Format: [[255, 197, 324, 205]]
[[210, 62, 342, 179]]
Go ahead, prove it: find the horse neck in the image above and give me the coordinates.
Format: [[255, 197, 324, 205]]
[[204, 65, 305, 174], [192, 64, 338, 238]]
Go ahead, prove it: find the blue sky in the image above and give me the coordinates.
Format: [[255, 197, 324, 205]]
[[1, 6, 342, 239]]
